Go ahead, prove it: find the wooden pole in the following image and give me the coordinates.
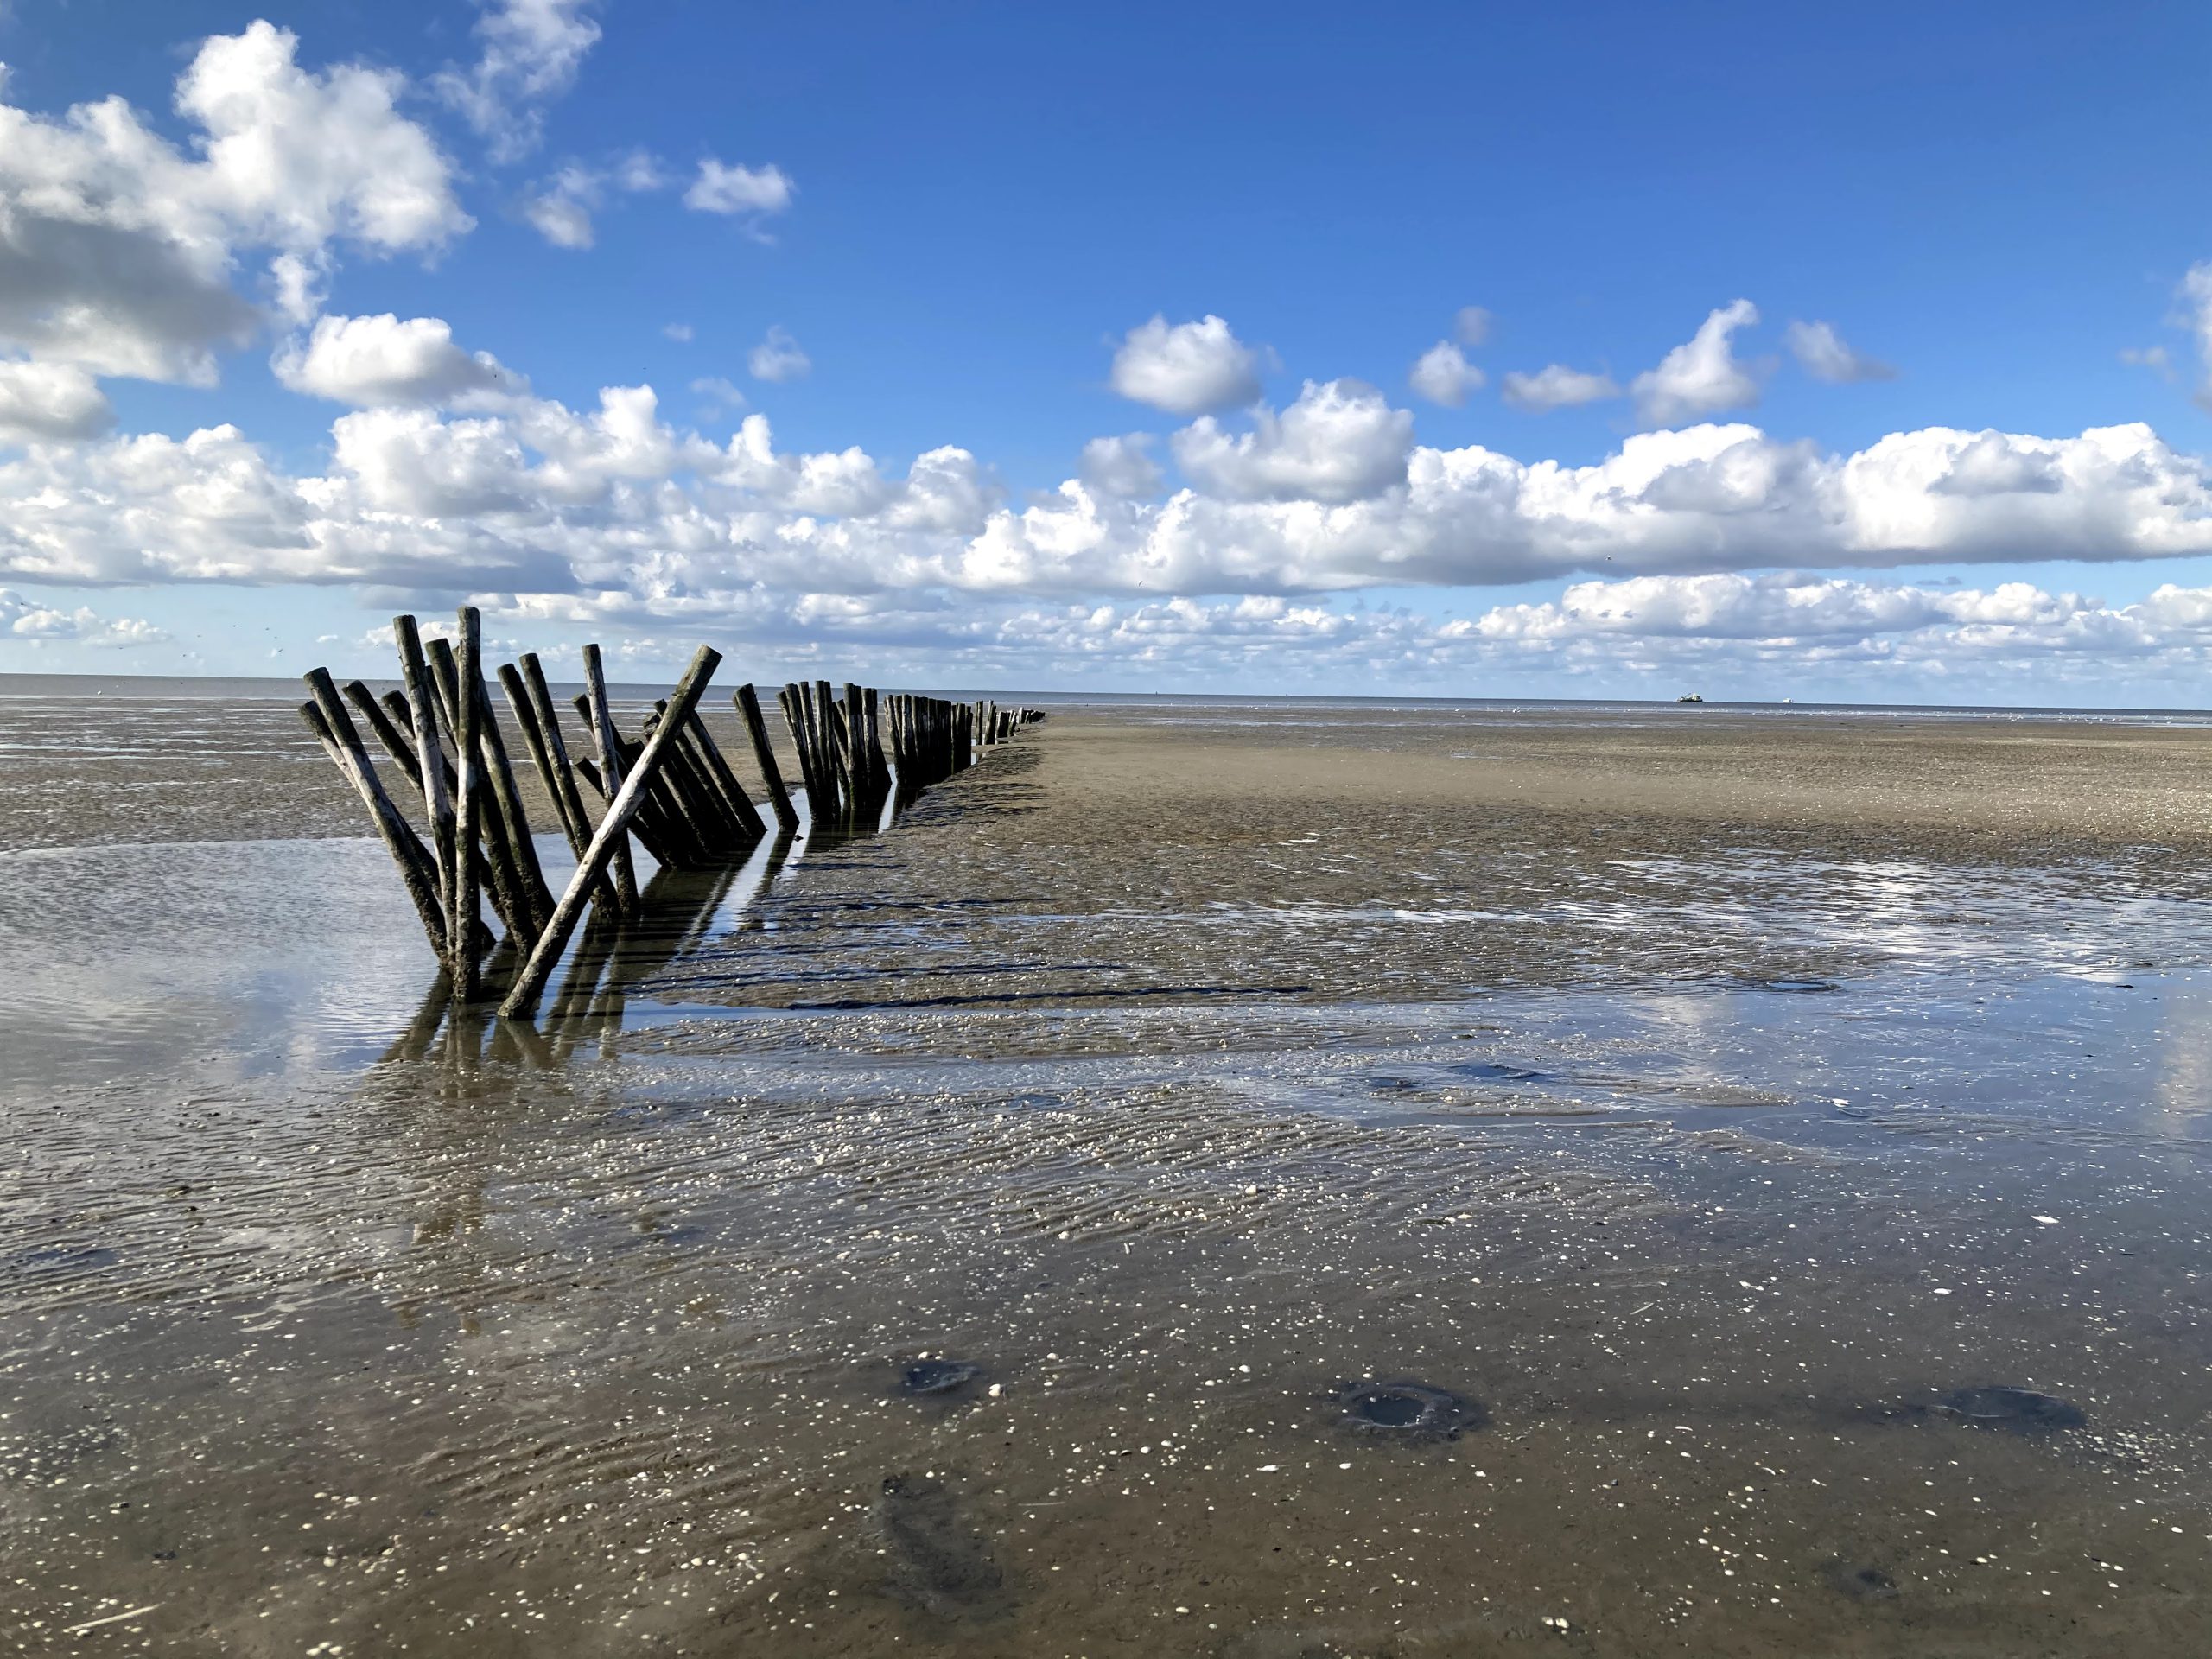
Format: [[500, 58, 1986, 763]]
[[501, 660, 624, 916], [815, 681, 854, 824], [298, 681, 447, 962], [795, 683, 837, 823], [842, 683, 865, 797], [779, 683, 825, 816], [428, 636, 537, 953], [843, 683, 871, 805], [379, 689, 418, 748], [862, 687, 887, 800], [685, 709, 768, 841], [646, 704, 741, 852], [651, 703, 746, 847], [499, 663, 581, 846], [343, 680, 423, 789], [572, 753, 682, 872], [393, 617, 458, 926], [524, 653, 636, 914], [499, 645, 722, 1018], [579, 695, 707, 868], [470, 671, 555, 934], [735, 684, 799, 830], [582, 644, 695, 868], [450, 613, 484, 997]]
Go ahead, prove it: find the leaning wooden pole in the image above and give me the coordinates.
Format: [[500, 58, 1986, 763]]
[[524, 653, 637, 914], [781, 683, 826, 817], [451, 611, 484, 998], [684, 709, 769, 842], [425, 634, 543, 952], [501, 659, 624, 918], [298, 675, 447, 962], [394, 616, 458, 924], [468, 669, 556, 936], [736, 683, 799, 830], [571, 749, 683, 872], [499, 645, 723, 1019], [773, 686, 811, 808]]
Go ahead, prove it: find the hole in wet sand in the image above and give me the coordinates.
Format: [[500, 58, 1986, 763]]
[[1936, 1386, 2085, 1433], [900, 1358, 984, 1398], [873, 1474, 1007, 1618], [1822, 1560, 1900, 1601], [1333, 1379, 1480, 1440]]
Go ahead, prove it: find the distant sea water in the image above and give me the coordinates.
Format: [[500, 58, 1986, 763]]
[[3, 670, 2210, 727]]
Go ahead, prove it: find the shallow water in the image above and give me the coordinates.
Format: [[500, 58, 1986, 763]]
[[5, 692, 2212, 1655]]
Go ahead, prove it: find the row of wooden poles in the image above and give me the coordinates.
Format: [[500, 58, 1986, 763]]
[[298, 607, 1039, 1021]]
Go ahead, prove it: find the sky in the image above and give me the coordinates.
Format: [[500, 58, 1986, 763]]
[[1, 0, 2210, 703]]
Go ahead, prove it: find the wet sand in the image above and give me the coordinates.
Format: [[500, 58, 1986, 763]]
[[6, 693, 2212, 1655]]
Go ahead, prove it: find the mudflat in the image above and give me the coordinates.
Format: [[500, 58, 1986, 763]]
[[5, 692, 2212, 1656]]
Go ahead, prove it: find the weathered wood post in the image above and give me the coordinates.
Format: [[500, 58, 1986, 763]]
[[499, 645, 722, 1019], [818, 682, 855, 824], [394, 617, 458, 924], [577, 690, 703, 868], [862, 687, 887, 801], [342, 681, 423, 788], [582, 645, 702, 869], [300, 672, 448, 962], [645, 702, 741, 853], [429, 633, 539, 952], [797, 683, 840, 823], [571, 749, 683, 872], [524, 652, 636, 912], [775, 684, 822, 817], [681, 707, 768, 842], [736, 684, 799, 830], [501, 659, 623, 917], [467, 666, 556, 936], [843, 683, 870, 809], [450, 614, 484, 996]]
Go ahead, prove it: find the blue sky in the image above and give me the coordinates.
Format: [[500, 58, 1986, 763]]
[[2, 0, 2210, 702]]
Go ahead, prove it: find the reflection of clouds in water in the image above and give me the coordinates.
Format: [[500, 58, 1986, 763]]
[[2153, 983, 2212, 1143], [0, 804, 835, 1092], [0, 838, 436, 1095]]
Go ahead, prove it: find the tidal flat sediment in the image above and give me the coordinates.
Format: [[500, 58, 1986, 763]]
[[4, 692, 2212, 1656]]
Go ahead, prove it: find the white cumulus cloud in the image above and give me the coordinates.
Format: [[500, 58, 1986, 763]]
[[523, 149, 664, 249], [747, 326, 810, 384], [1172, 379, 1414, 504], [0, 21, 467, 389], [1632, 299, 1764, 427], [272, 314, 522, 408], [1785, 319, 1895, 385], [1408, 340, 1484, 407], [690, 375, 747, 418], [685, 159, 796, 220], [474, 573, 2212, 696], [0, 361, 112, 442], [1109, 314, 1266, 415], [0, 588, 168, 646], [1499, 365, 1620, 411], [435, 0, 602, 162], [3, 371, 2211, 669], [1079, 434, 1163, 499]]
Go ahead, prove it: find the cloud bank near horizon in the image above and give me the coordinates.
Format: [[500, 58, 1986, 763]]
[[2, 15, 2211, 697]]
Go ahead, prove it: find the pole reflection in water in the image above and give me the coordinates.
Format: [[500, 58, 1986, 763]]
[[381, 777, 859, 1066]]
